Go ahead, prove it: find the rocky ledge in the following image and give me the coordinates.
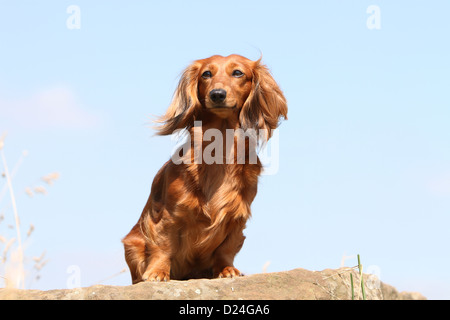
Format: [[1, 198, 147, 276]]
[[0, 267, 425, 300]]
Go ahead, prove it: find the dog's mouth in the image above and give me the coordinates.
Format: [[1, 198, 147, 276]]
[[206, 104, 237, 110], [213, 105, 236, 109]]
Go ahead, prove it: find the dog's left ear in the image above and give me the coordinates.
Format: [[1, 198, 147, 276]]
[[240, 59, 288, 140], [155, 62, 202, 135]]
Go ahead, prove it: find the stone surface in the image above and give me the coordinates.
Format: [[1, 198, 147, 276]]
[[0, 267, 426, 300]]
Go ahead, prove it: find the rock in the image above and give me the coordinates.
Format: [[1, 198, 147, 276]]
[[0, 267, 426, 300]]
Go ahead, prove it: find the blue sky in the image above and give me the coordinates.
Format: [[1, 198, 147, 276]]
[[0, 1, 449, 299]]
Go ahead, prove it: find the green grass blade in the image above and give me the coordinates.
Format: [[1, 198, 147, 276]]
[[350, 273, 355, 300], [357, 254, 366, 300]]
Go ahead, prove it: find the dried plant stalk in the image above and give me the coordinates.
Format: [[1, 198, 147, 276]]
[[1, 142, 25, 288]]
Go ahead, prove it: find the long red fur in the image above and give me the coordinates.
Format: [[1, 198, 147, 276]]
[[122, 54, 287, 283]]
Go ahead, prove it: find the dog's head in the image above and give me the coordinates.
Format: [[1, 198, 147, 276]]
[[156, 54, 287, 139]]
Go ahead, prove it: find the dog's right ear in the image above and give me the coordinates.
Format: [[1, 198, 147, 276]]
[[155, 62, 202, 136]]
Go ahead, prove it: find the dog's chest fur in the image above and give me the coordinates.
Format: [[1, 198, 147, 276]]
[[170, 161, 259, 275]]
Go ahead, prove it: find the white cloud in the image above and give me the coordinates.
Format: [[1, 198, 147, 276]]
[[0, 86, 100, 129]]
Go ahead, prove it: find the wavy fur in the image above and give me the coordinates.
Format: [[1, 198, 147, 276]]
[[122, 54, 287, 283]]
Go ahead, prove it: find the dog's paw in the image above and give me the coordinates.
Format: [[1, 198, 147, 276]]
[[216, 266, 243, 279], [142, 269, 170, 282]]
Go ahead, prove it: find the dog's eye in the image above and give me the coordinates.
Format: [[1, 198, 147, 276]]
[[202, 71, 212, 79], [232, 70, 244, 77]]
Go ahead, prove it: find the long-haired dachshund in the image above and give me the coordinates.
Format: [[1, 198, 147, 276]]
[[122, 54, 287, 283]]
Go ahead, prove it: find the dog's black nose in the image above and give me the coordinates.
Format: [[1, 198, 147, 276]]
[[209, 89, 227, 103]]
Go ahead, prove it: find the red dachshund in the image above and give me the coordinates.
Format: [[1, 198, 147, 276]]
[[122, 54, 287, 283]]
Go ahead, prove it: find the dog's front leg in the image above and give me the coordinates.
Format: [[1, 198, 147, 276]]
[[212, 228, 246, 278], [142, 247, 171, 282]]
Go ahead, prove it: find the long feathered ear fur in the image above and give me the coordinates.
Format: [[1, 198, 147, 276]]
[[155, 62, 202, 135], [239, 58, 288, 140]]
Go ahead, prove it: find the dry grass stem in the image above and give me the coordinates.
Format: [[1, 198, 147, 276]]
[[0, 146, 28, 205], [34, 259, 49, 271], [0, 132, 5, 150], [262, 261, 271, 273], [26, 224, 35, 238], [32, 251, 46, 263], [0, 137, 25, 288], [0, 135, 51, 289], [94, 268, 127, 285], [33, 186, 47, 195], [2, 238, 16, 263], [24, 187, 34, 197], [41, 172, 60, 185]]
